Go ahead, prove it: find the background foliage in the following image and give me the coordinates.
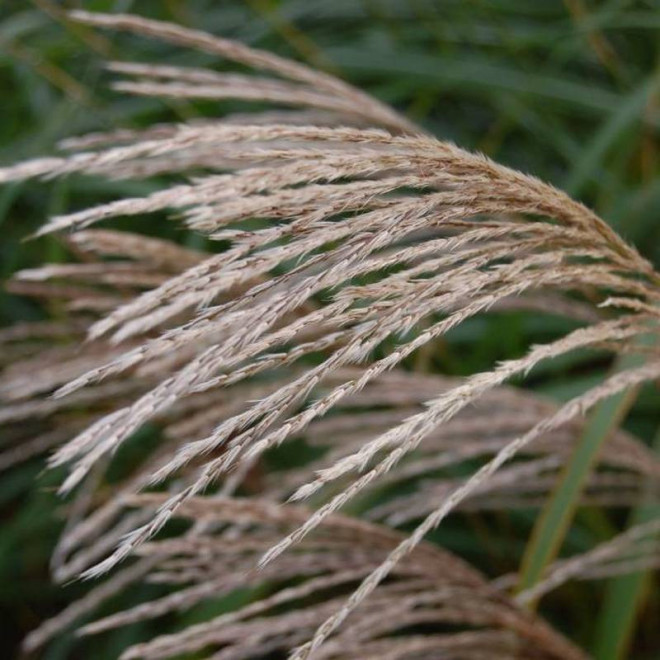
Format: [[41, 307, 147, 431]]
[[0, 1, 659, 658]]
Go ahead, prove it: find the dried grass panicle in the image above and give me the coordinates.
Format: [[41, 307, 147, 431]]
[[76, 497, 586, 660], [1, 9, 659, 659]]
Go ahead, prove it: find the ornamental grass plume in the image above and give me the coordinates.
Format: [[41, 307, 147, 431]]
[[1, 10, 659, 660]]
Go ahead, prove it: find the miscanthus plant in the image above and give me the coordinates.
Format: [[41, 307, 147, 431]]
[[1, 11, 659, 660]]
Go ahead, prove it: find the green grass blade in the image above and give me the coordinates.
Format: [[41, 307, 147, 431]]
[[565, 72, 660, 197], [592, 424, 660, 660], [327, 48, 624, 115], [516, 351, 645, 606]]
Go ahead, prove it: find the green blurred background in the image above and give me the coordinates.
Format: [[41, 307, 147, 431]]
[[1, 1, 659, 658]]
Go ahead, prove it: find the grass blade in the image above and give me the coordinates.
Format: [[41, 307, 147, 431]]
[[516, 351, 645, 606], [591, 424, 660, 660]]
